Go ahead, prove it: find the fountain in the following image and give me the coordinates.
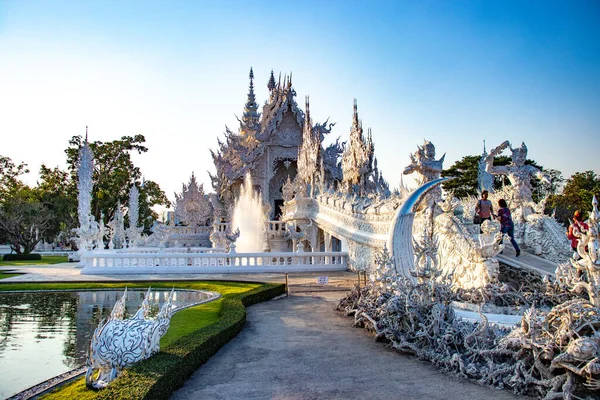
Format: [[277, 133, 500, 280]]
[[230, 174, 266, 253]]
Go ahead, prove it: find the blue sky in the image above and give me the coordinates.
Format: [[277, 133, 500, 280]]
[[1, 0, 599, 202]]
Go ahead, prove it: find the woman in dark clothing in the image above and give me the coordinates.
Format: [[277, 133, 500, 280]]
[[496, 199, 520, 257]]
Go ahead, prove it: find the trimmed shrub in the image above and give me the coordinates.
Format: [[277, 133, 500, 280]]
[[42, 282, 285, 399], [3, 253, 42, 261]]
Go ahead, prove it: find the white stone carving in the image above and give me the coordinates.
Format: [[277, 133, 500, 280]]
[[107, 202, 126, 249], [74, 132, 97, 258], [174, 173, 213, 226], [126, 185, 143, 247], [479, 142, 570, 263], [85, 288, 175, 389]]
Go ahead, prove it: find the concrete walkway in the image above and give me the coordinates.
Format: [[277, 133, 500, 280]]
[[0, 264, 527, 399], [171, 291, 523, 400]]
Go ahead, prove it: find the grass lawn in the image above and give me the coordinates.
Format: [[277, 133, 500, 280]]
[[0, 280, 285, 399], [0, 255, 68, 266], [0, 271, 21, 280]]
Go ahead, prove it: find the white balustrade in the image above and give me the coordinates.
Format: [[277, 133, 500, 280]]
[[168, 226, 213, 235], [80, 250, 348, 274]]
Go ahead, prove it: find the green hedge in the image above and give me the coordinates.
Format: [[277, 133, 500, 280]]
[[3, 253, 42, 261], [43, 282, 285, 399]]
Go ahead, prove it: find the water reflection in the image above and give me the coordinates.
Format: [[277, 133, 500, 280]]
[[0, 289, 215, 399]]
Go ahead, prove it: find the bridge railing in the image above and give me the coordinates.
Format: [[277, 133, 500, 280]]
[[80, 250, 348, 274]]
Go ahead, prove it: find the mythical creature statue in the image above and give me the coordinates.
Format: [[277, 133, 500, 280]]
[[146, 221, 169, 248], [434, 205, 503, 289], [485, 141, 550, 212], [74, 214, 100, 253], [107, 202, 126, 249], [86, 288, 175, 389], [403, 140, 445, 185], [403, 140, 445, 206]]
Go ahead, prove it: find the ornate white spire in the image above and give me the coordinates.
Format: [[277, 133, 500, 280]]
[[241, 67, 260, 131], [267, 69, 276, 91]]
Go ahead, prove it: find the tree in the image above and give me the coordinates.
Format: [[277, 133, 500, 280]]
[[138, 180, 170, 233], [441, 154, 546, 201], [536, 168, 564, 198], [0, 155, 28, 196], [546, 171, 600, 226], [441, 155, 480, 198], [37, 164, 78, 244], [0, 187, 54, 254], [65, 135, 169, 228]]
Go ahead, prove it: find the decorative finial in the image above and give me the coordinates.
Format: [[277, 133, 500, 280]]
[[85, 125, 89, 143], [352, 99, 359, 126], [241, 67, 259, 128], [483, 139, 486, 154], [267, 69, 276, 91]]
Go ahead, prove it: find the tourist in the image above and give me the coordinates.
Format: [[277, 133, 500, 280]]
[[475, 190, 493, 234], [496, 199, 520, 257], [567, 210, 588, 259]]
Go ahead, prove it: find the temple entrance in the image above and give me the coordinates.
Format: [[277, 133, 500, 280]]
[[273, 199, 284, 220]]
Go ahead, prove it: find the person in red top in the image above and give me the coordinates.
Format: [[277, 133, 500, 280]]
[[567, 210, 588, 258]]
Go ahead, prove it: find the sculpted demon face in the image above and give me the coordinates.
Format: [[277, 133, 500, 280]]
[[511, 142, 527, 166]]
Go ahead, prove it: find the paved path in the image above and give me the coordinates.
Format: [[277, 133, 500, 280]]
[[171, 291, 523, 400]]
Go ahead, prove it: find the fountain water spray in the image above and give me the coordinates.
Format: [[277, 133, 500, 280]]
[[231, 174, 265, 252]]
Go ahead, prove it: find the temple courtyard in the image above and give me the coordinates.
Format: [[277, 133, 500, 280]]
[[1, 253, 532, 399]]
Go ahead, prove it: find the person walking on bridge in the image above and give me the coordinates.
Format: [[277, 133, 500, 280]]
[[496, 199, 520, 257], [475, 190, 493, 234]]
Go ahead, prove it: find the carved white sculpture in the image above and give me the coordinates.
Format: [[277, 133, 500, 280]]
[[560, 196, 600, 307], [341, 100, 387, 195], [107, 202, 126, 249], [477, 141, 494, 193], [479, 142, 570, 263], [85, 288, 175, 389], [403, 140, 445, 205], [74, 130, 98, 256], [126, 185, 143, 247], [174, 173, 213, 226], [485, 140, 549, 208]]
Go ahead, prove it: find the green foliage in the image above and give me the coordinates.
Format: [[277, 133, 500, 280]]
[[546, 171, 600, 226], [0, 155, 28, 196], [65, 135, 170, 226], [0, 187, 54, 254], [0, 271, 21, 280], [441, 155, 480, 198], [441, 154, 547, 201], [3, 253, 42, 261], [25, 281, 285, 400], [37, 165, 78, 244]]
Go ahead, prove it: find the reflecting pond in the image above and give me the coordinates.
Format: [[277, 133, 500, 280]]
[[0, 289, 217, 399]]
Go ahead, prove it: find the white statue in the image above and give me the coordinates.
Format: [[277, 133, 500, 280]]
[[485, 141, 549, 208], [404, 140, 445, 206], [85, 288, 175, 389], [403, 140, 445, 185]]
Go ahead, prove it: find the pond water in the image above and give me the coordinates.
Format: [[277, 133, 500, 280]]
[[0, 289, 217, 399]]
